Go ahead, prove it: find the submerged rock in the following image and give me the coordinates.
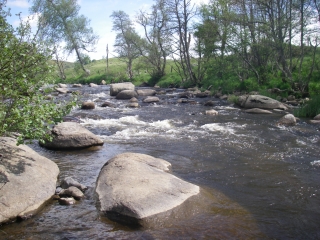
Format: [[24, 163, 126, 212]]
[[40, 122, 104, 150], [58, 197, 76, 205], [143, 96, 160, 103], [245, 108, 272, 114], [95, 153, 199, 226], [0, 137, 59, 224]]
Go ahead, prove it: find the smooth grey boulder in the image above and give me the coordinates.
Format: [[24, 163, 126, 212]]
[[60, 176, 87, 192], [59, 186, 84, 200], [110, 82, 135, 96], [238, 95, 288, 110], [55, 87, 68, 94], [72, 84, 82, 88], [245, 108, 272, 114], [58, 197, 76, 205], [0, 137, 59, 224], [314, 114, 320, 120], [277, 114, 296, 126], [116, 90, 138, 99], [137, 89, 156, 96], [40, 122, 104, 150], [143, 96, 160, 103], [89, 83, 98, 87], [95, 153, 200, 226]]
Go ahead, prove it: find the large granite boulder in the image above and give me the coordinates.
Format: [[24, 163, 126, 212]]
[[40, 122, 104, 150], [137, 89, 156, 96], [238, 95, 288, 110], [116, 90, 138, 99], [95, 153, 200, 226], [0, 137, 59, 224], [110, 82, 135, 96]]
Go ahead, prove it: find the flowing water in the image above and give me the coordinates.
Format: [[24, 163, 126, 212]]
[[1, 85, 320, 239]]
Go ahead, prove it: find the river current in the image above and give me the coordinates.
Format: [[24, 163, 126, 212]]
[[1, 85, 320, 239]]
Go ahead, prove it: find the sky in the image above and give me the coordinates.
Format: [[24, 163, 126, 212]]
[[5, 0, 208, 62]]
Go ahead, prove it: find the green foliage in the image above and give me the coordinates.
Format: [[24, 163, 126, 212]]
[[156, 73, 182, 88], [294, 95, 320, 118], [0, 7, 76, 144]]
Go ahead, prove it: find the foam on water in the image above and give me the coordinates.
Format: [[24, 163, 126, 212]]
[[310, 160, 320, 166], [200, 123, 236, 134]]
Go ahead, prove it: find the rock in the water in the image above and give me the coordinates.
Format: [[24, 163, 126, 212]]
[[238, 95, 288, 110], [89, 83, 98, 87], [205, 110, 219, 116], [55, 87, 68, 94], [60, 177, 87, 192], [204, 100, 216, 106], [81, 101, 95, 110], [314, 114, 320, 120], [143, 96, 160, 103], [245, 108, 272, 114], [95, 153, 200, 226], [126, 102, 139, 108], [100, 80, 106, 85], [116, 90, 138, 99], [137, 89, 156, 96], [195, 92, 209, 98], [0, 137, 59, 224], [58, 197, 76, 205], [59, 186, 84, 200], [110, 82, 135, 96], [277, 114, 296, 126], [58, 83, 68, 88], [40, 122, 104, 150], [72, 84, 82, 88], [129, 97, 138, 103], [100, 101, 115, 108]]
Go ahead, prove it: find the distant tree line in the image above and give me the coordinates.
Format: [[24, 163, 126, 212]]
[[110, 0, 320, 95]]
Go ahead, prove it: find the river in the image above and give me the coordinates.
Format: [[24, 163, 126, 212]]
[[1, 85, 320, 239]]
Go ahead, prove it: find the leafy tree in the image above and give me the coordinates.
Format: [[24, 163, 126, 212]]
[[111, 10, 141, 80], [136, 0, 172, 82], [0, 1, 76, 144], [30, 0, 98, 76]]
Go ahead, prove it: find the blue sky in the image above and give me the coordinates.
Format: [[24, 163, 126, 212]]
[[5, 0, 207, 62]]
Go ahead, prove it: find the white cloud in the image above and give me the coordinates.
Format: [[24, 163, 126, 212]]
[[7, 0, 29, 8]]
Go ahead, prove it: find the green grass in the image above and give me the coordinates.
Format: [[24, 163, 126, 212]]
[[294, 95, 320, 118]]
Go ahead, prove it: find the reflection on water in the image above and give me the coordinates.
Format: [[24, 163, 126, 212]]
[[1, 86, 320, 239]]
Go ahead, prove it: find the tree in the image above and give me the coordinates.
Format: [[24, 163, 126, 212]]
[[30, 0, 98, 75], [136, 0, 172, 82], [166, 0, 198, 85], [0, 1, 76, 144], [111, 10, 140, 80]]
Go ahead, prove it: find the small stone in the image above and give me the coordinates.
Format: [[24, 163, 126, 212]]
[[205, 110, 219, 116], [81, 102, 95, 110], [59, 186, 84, 200], [58, 197, 76, 205], [60, 177, 87, 192]]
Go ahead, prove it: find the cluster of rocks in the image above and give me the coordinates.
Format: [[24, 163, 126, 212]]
[[54, 177, 87, 205]]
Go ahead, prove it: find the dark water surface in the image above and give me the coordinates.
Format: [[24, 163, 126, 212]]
[[1, 85, 320, 239]]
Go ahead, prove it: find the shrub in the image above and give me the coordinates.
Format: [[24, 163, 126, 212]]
[[0, 7, 76, 144]]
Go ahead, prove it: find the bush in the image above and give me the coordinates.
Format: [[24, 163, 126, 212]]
[[294, 95, 320, 118], [0, 6, 76, 144]]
